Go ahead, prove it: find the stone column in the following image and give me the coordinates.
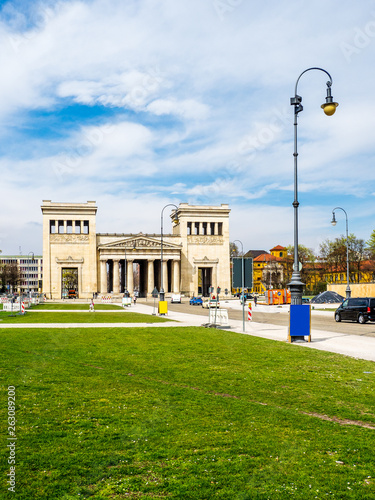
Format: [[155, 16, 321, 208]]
[[163, 260, 168, 294], [213, 265, 218, 291], [173, 260, 180, 293], [100, 260, 107, 294], [113, 259, 120, 294], [147, 259, 155, 295], [127, 260, 134, 294]]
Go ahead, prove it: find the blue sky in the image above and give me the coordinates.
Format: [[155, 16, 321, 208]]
[[0, 0, 375, 256]]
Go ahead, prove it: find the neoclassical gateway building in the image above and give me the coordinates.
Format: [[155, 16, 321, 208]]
[[41, 201, 231, 299]]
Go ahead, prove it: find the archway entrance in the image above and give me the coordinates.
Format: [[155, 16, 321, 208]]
[[61, 268, 78, 299], [198, 267, 212, 297]]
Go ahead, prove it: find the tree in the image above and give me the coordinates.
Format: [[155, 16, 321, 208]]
[[319, 234, 369, 283], [347, 234, 367, 281], [62, 269, 78, 290], [230, 242, 240, 257], [0, 262, 20, 292], [366, 229, 375, 254], [284, 245, 317, 292]]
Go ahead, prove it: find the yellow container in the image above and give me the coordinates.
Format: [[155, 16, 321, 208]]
[[158, 301, 168, 315]]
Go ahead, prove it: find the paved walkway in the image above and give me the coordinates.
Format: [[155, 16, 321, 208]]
[[2, 302, 375, 362], [140, 303, 375, 363]]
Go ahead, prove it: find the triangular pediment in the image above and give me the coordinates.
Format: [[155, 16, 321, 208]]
[[99, 233, 181, 250]]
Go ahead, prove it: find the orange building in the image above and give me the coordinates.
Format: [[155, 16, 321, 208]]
[[250, 245, 287, 294]]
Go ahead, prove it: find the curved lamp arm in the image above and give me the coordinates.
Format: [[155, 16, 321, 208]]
[[292, 67, 338, 116]]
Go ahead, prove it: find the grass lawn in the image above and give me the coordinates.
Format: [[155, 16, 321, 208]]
[[1, 326, 375, 499], [35, 303, 126, 310], [0, 309, 169, 324]]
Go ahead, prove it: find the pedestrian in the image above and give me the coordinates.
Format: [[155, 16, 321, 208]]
[[254, 295, 257, 307], [89, 299, 95, 312], [133, 295, 137, 305]]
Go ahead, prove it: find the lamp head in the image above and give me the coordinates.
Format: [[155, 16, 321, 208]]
[[322, 102, 339, 116], [172, 211, 179, 224], [321, 81, 338, 116], [331, 212, 337, 226]]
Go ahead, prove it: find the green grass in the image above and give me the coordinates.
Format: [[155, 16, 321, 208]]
[[1, 326, 375, 499], [35, 303, 126, 310], [0, 310, 169, 323], [0, 302, 132, 312]]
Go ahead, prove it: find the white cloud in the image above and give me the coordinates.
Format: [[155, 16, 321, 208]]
[[1, 0, 375, 256], [147, 98, 209, 120]]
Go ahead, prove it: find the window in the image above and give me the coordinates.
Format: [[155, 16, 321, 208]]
[[58, 220, 64, 234], [83, 221, 89, 234], [194, 222, 199, 235], [50, 221, 56, 234], [67, 220, 73, 234], [210, 222, 215, 235], [202, 222, 207, 235], [187, 222, 191, 235], [218, 222, 223, 236], [75, 221, 81, 234]]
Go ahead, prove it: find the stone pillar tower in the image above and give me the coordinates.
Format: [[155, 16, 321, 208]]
[[173, 203, 231, 296], [41, 201, 98, 299]]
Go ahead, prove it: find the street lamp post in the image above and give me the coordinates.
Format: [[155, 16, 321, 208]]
[[27, 251, 34, 299], [233, 239, 245, 333], [160, 204, 179, 303], [289, 67, 338, 305], [331, 207, 351, 298], [124, 247, 128, 296]]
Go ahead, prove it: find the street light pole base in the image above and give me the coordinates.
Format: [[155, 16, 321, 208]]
[[288, 272, 304, 305]]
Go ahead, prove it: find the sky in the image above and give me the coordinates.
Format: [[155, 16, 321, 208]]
[[0, 0, 375, 257]]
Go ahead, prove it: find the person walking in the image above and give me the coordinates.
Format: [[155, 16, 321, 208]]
[[89, 299, 95, 312], [254, 295, 257, 307]]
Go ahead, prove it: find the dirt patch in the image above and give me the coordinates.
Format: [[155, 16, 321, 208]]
[[302, 411, 375, 430]]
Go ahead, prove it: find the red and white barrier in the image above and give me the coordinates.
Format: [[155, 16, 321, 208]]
[[101, 295, 112, 303], [21, 302, 25, 314], [248, 302, 252, 321]]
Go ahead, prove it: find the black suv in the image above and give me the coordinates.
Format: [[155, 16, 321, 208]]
[[334, 297, 375, 324]]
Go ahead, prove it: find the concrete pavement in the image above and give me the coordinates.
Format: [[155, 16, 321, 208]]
[[134, 301, 375, 363]]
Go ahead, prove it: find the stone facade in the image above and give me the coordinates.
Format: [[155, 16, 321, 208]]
[[41, 201, 231, 299]]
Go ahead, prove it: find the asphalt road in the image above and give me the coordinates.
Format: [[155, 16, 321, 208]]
[[165, 300, 375, 338]]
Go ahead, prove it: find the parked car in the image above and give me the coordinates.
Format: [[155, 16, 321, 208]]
[[202, 299, 220, 309], [189, 296, 203, 306], [171, 293, 181, 303], [335, 297, 375, 324]]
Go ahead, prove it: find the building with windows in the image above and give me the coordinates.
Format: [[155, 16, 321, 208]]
[[0, 255, 43, 294], [41, 201, 231, 299], [248, 245, 287, 293]]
